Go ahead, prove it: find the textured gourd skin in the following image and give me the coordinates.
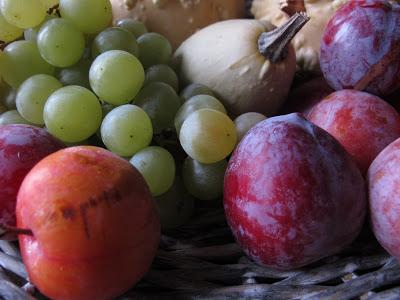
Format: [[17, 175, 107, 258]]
[[173, 19, 296, 117], [110, 0, 245, 49], [251, 0, 348, 74]]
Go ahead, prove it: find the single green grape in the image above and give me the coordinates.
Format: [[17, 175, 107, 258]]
[[24, 14, 58, 42], [0, 0, 46, 29], [56, 58, 91, 89], [0, 110, 35, 126], [179, 109, 237, 164], [90, 50, 145, 105], [154, 176, 195, 229], [37, 18, 85, 68], [100, 104, 153, 157], [130, 146, 175, 196], [0, 12, 23, 43], [180, 83, 215, 102], [144, 64, 179, 91], [60, 0, 112, 34], [44, 85, 102, 143], [16, 74, 62, 125], [133, 82, 182, 134], [174, 94, 227, 134], [182, 156, 227, 201], [1, 40, 55, 88], [137, 33, 172, 69], [92, 27, 139, 59], [115, 19, 147, 38], [234, 112, 267, 143]]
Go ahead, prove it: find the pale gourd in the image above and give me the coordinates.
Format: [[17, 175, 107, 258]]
[[111, 0, 246, 49], [251, 0, 348, 74], [173, 13, 309, 117]]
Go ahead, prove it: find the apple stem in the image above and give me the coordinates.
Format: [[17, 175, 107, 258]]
[[0, 225, 33, 239]]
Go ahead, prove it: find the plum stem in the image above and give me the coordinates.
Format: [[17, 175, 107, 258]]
[[0, 225, 33, 239], [258, 12, 309, 63], [280, 0, 306, 16]]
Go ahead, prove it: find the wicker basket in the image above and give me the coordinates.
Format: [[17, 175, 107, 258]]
[[0, 205, 399, 300]]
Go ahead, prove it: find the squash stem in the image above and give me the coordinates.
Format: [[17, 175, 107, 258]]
[[258, 12, 309, 63]]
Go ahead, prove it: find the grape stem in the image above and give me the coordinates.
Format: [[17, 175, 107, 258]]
[[258, 12, 309, 63], [47, 4, 61, 17]]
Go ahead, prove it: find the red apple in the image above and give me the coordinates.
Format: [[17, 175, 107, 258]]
[[224, 113, 366, 270], [308, 90, 400, 175], [368, 138, 400, 261], [16, 146, 160, 300], [0, 124, 64, 227]]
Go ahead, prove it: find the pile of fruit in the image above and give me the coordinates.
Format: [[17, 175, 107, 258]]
[[0, 0, 400, 299]]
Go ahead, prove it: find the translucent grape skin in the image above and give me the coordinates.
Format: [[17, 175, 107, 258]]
[[133, 82, 182, 134], [179, 109, 237, 164], [0, 0, 46, 29], [37, 18, 85, 68], [115, 19, 147, 38], [24, 14, 57, 42], [60, 0, 112, 34], [174, 94, 227, 134], [56, 58, 91, 88], [100, 104, 153, 157], [182, 156, 228, 201], [137, 33, 172, 69], [92, 27, 139, 59], [0, 12, 23, 43], [2, 41, 55, 88], [180, 83, 215, 102], [234, 112, 267, 143], [154, 176, 195, 229], [90, 50, 145, 105], [0, 110, 35, 126], [145, 64, 179, 92], [44, 85, 102, 143], [130, 146, 176, 196], [16, 74, 62, 125]]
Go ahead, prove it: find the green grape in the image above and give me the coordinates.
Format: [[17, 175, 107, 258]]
[[234, 112, 267, 143], [0, 12, 23, 43], [174, 94, 227, 134], [56, 58, 91, 88], [16, 74, 62, 125], [0, 0, 46, 29], [3, 87, 16, 109], [115, 19, 147, 38], [154, 176, 195, 229], [1, 40, 55, 88], [24, 14, 57, 42], [0, 110, 35, 126], [179, 109, 237, 164], [144, 64, 179, 91], [95, 103, 115, 138], [37, 18, 85, 68], [180, 83, 215, 102], [130, 146, 175, 196], [41, 0, 59, 9], [90, 50, 145, 105], [137, 33, 172, 69], [92, 27, 139, 59], [44, 85, 102, 142], [59, 0, 112, 34], [182, 156, 227, 201], [101, 104, 153, 157], [133, 82, 182, 134]]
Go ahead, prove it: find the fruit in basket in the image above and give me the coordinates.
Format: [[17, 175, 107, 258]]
[[224, 113, 366, 270], [320, 0, 400, 96], [308, 90, 400, 175], [368, 138, 400, 261], [16, 146, 160, 300], [174, 13, 309, 116], [0, 125, 64, 227], [234, 112, 267, 143], [111, 0, 246, 49], [0, 0, 46, 29], [251, 0, 347, 74]]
